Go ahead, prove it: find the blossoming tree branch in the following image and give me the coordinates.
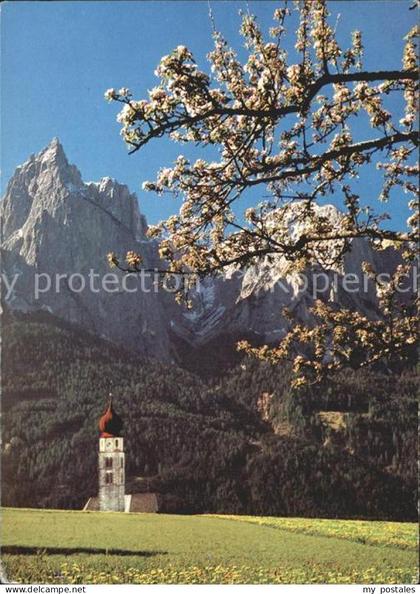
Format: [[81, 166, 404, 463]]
[[105, 0, 418, 385]]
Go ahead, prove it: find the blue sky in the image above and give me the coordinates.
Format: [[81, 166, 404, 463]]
[[1, 0, 416, 225]]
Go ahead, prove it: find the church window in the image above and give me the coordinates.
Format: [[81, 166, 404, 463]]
[[105, 473, 113, 484], [115, 439, 119, 448], [105, 457, 113, 468]]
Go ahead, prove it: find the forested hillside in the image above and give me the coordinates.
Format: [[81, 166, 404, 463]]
[[2, 310, 417, 519]]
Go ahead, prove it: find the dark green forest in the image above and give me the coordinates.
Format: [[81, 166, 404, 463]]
[[2, 310, 417, 520]]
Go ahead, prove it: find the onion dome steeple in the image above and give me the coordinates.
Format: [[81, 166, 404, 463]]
[[98, 396, 123, 437]]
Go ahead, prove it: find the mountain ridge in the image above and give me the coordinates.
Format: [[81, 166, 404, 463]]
[[1, 139, 402, 372]]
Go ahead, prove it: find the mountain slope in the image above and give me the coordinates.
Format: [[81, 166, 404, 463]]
[[1, 139, 403, 372], [1, 138, 173, 360], [2, 309, 417, 519]]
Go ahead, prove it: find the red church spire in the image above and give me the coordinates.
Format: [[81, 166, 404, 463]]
[[98, 395, 123, 437]]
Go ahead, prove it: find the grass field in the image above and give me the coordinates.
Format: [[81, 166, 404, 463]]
[[1, 508, 418, 584]]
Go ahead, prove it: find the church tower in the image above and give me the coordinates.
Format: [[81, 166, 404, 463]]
[[98, 398, 125, 512]]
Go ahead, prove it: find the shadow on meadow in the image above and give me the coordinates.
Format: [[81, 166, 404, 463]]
[[1, 546, 167, 557]]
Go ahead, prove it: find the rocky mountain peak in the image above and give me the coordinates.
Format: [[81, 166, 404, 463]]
[[17, 137, 82, 188], [1, 139, 149, 243], [39, 136, 67, 162], [0, 140, 172, 359]]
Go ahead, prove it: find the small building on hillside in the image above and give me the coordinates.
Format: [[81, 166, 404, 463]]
[[83, 397, 161, 513]]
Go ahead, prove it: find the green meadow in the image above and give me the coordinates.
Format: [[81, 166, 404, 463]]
[[1, 508, 418, 584]]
